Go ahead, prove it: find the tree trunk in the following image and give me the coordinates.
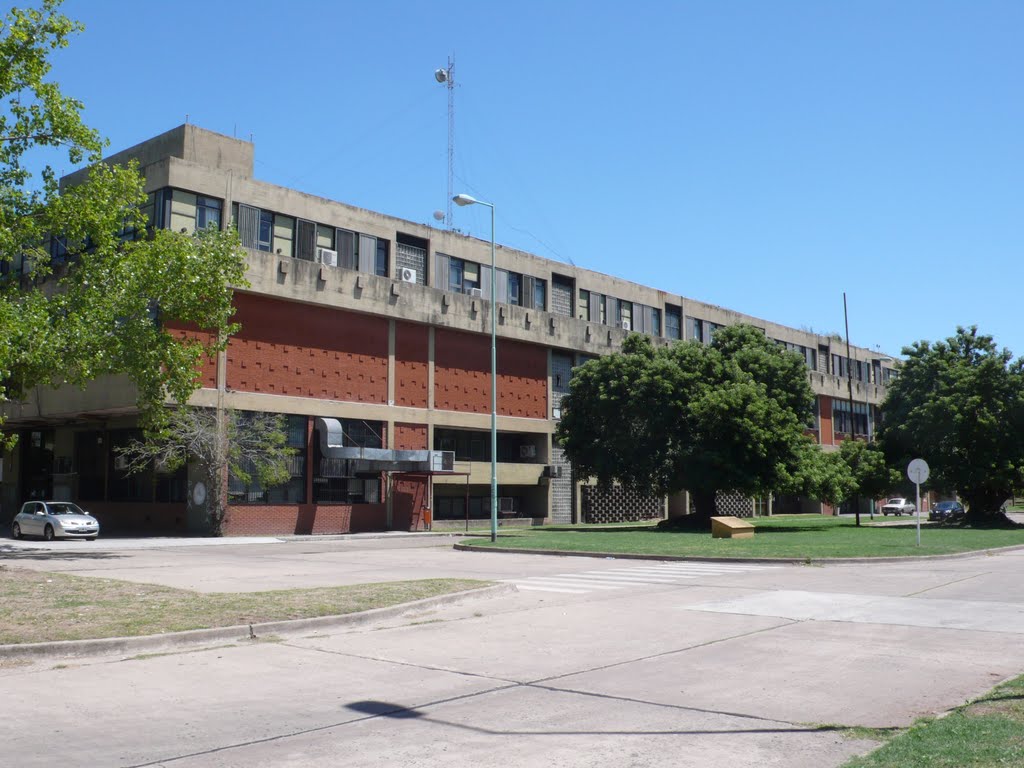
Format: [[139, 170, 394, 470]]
[[962, 490, 1010, 526], [691, 489, 718, 523]]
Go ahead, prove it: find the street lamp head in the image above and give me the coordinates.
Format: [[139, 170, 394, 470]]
[[452, 193, 478, 207]]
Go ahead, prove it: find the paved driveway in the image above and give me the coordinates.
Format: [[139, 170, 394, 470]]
[[2, 536, 1024, 767]]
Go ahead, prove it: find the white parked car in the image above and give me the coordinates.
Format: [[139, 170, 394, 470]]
[[881, 497, 916, 516], [11, 501, 100, 541]]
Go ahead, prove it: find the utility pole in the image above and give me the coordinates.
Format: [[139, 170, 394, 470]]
[[844, 292, 860, 527]]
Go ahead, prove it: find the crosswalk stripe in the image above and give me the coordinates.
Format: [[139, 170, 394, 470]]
[[508, 561, 778, 595]]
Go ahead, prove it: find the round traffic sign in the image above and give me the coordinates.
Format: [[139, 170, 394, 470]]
[[907, 458, 930, 485]]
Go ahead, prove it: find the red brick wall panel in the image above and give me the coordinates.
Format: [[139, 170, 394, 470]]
[[819, 396, 834, 446], [390, 475, 428, 531], [394, 423, 428, 450], [395, 322, 429, 408], [164, 322, 218, 389], [227, 294, 388, 403], [221, 503, 386, 535], [434, 329, 547, 419]]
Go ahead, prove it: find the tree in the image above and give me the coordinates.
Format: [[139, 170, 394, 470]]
[[878, 326, 1024, 524], [556, 325, 816, 525], [0, 1, 246, 447], [780, 439, 855, 509], [838, 439, 901, 504], [119, 407, 294, 535]]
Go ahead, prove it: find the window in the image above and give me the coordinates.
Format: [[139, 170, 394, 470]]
[[689, 317, 704, 343], [532, 277, 546, 310], [228, 414, 307, 504], [166, 190, 222, 234], [665, 305, 682, 340], [833, 400, 869, 437], [312, 419, 384, 504], [577, 290, 589, 321]]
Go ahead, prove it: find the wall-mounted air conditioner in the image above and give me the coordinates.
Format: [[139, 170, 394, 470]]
[[542, 465, 562, 478], [429, 450, 455, 472], [317, 248, 338, 267], [399, 267, 417, 283], [519, 445, 537, 459], [499, 497, 516, 514], [620, 319, 631, 331], [468, 287, 483, 297], [114, 455, 130, 471]]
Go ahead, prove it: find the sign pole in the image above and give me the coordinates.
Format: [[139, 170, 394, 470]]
[[915, 481, 921, 547], [907, 458, 930, 548]]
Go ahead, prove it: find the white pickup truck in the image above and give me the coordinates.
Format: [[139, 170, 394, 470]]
[[881, 497, 916, 516]]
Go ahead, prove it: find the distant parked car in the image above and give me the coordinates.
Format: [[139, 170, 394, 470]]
[[881, 498, 916, 516], [11, 501, 100, 541], [929, 500, 966, 523]]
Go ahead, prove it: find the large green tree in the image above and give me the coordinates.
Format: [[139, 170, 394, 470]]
[[556, 324, 815, 524], [878, 326, 1024, 523], [0, 1, 245, 444]]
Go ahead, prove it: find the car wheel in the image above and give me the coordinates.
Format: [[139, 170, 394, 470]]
[[43, 525, 55, 541], [11, 522, 21, 540]]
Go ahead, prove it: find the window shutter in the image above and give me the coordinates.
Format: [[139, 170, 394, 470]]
[[238, 204, 260, 250], [296, 219, 316, 261]]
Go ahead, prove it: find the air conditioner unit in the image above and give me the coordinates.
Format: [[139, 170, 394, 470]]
[[317, 248, 338, 267], [429, 450, 455, 472], [542, 465, 562, 479], [620, 319, 631, 331], [399, 267, 417, 283], [154, 455, 173, 475], [114, 455, 130, 471], [499, 497, 516, 514], [519, 445, 537, 459], [468, 287, 483, 297]]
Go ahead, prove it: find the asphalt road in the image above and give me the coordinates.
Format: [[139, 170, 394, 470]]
[[3, 535, 1024, 767]]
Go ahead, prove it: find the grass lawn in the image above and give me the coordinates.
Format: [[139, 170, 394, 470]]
[[842, 674, 1024, 767], [0, 566, 488, 645], [461, 515, 1024, 559]]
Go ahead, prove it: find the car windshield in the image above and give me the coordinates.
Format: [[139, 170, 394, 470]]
[[46, 503, 85, 515], [887, 499, 905, 504], [937, 502, 959, 510]]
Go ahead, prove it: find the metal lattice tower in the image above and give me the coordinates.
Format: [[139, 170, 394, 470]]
[[434, 56, 456, 229]]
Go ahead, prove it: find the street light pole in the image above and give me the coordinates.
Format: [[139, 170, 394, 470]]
[[453, 193, 498, 542], [843, 292, 860, 527]]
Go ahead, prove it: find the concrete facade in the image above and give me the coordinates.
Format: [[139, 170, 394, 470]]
[[0, 125, 898, 535]]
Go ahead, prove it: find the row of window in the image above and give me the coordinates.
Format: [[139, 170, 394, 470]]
[[833, 399, 872, 436], [577, 290, 665, 335], [436, 254, 548, 310], [74, 185, 901, 370]]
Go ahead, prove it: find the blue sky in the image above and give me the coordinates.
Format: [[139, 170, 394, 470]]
[[54, 0, 1023, 358]]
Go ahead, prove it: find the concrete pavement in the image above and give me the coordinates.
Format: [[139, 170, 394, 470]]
[[3, 537, 1024, 766]]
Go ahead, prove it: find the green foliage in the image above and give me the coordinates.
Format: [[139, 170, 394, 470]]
[[556, 325, 815, 518], [878, 326, 1024, 520], [0, 1, 246, 441], [783, 439, 900, 509]]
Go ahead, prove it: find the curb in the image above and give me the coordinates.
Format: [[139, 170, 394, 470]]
[[452, 542, 1024, 565], [0, 583, 515, 661]]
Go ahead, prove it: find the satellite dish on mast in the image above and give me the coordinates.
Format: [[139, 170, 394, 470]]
[[434, 69, 448, 84], [432, 211, 445, 222]]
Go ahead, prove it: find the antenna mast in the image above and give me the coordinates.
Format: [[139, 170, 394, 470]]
[[434, 56, 456, 228]]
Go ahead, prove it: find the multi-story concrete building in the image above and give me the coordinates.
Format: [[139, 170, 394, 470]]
[[0, 125, 897, 535]]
